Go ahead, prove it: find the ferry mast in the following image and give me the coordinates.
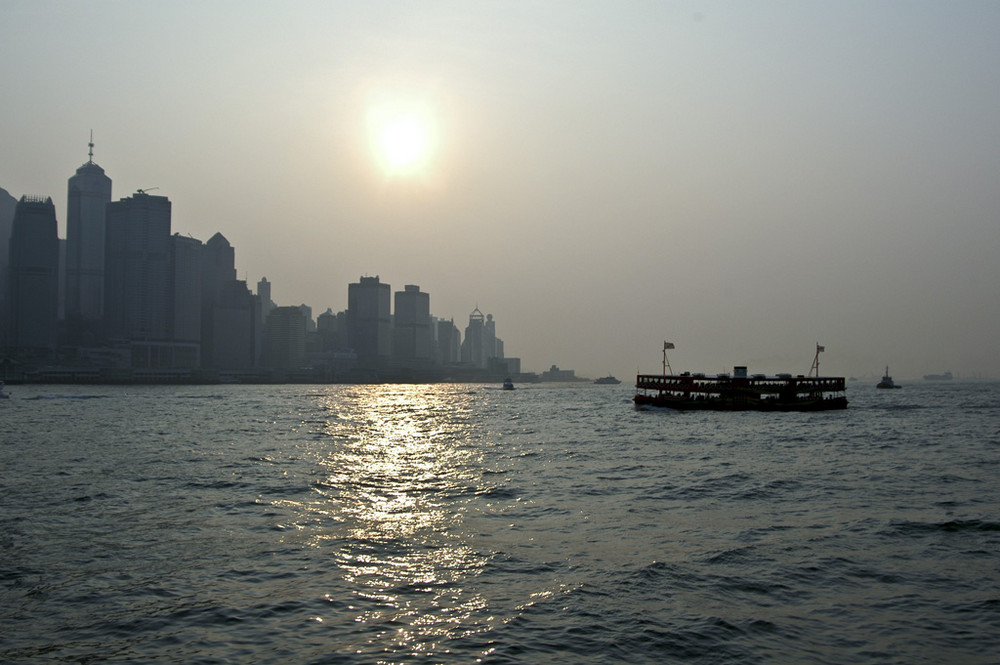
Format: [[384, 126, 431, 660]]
[[809, 343, 825, 377], [662, 341, 674, 375]]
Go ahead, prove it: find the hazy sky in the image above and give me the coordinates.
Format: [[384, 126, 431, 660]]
[[3, 1, 999, 380]]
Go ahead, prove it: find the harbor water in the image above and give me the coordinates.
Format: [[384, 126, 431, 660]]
[[2, 381, 999, 664]]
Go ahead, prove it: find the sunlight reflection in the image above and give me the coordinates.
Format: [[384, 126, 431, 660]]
[[306, 384, 496, 656]]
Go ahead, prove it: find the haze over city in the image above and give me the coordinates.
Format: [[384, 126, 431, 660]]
[[3, 1, 998, 380]]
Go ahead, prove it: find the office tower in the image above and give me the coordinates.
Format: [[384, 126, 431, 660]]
[[209, 280, 257, 370], [461, 307, 486, 368], [103, 191, 172, 366], [6, 196, 60, 359], [393, 285, 431, 366], [198, 233, 256, 370], [65, 137, 112, 330], [203, 233, 236, 299], [170, 234, 203, 368], [484, 313, 497, 362], [298, 304, 315, 333], [263, 305, 305, 369], [200, 233, 241, 369], [347, 275, 391, 369], [257, 276, 275, 321], [0, 186, 17, 348], [436, 318, 460, 365]]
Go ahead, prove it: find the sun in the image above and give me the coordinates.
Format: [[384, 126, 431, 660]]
[[367, 98, 437, 178], [378, 114, 428, 172]]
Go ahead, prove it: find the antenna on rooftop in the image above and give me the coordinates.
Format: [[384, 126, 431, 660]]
[[88, 130, 94, 163], [136, 187, 159, 195]]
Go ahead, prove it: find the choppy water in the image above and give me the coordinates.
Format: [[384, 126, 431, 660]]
[[2, 381, 999, 664]]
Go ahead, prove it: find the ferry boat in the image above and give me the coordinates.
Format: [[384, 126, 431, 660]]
[[633, 343, 847, 411], [594, 375, 621, 385]]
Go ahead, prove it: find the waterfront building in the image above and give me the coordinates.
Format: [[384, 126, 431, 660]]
[[298, 304, 315, 333], [541, 365, 578, 382], [209, 280, 257, 370], [257, 276, 275, 321], [461, 307, 486, 368], [6, 196, 59, 359], [435, 318, 461, 365], [263, 305, 305, 369], [393, 285, 432, 366], [65, 137, 112, 332], [170, 234, 203, 368], [317, 308, 347, 351], [104, 191, 190, 368], [200, 232, 258, 369], [203, 233, 237, 303], [347, 276, 391, 369], [0, 187, 18, 347]]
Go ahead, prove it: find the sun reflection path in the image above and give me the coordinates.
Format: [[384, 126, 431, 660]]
[[306, 385, 500, 657]]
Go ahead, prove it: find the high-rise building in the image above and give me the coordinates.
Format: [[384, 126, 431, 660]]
[[298, 304, 315, 333], [104, 191, 178, 367], [200, 232, 251, 369], [257, 276, 275, 321], [435, 318, 461, 365], [263, 305, 305, 369], [461, 307, 486, 368], [347, 276, 391, 369], [6, 196, 59, 359], [65, 136, 112, 329], [170, 234, 203, 368], [0, 186, 17, 349], [484, 313, 497, 362], [393, 285, 432, 366], [208, 280, 257, 370]]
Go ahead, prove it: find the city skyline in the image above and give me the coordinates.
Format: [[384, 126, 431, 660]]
[[2, 177, 520, 382], [3, 2, 1000, 380]]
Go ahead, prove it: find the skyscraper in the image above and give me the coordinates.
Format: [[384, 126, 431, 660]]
[[65, 136, 112, 329], [0, 186, 17, 349], [170, 233, 203, 368], [393, 284, 432, 366], [347, 275, 391, 369], [436, 318, 461, 365], [103, 191, 173, 366], [262, 305, 305, 370], [6, 196, 59, 359], [461, 307, 486, 368]]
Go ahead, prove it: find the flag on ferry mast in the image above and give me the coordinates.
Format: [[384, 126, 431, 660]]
[[664, 342, 675, 350]]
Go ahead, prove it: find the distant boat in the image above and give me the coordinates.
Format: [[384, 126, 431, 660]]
[[502, 377, 515, 390], [0, 382, 9, 399], [923, 371, 953, 381], [876, 366, 900, 389], [594, 375, 621, 385]]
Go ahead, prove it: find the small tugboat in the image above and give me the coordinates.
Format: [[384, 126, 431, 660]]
[[594, 375, 621, 385], [502, 377, 515, 390], [634, 343, 848, 411], [876, 366, 900, 389]]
